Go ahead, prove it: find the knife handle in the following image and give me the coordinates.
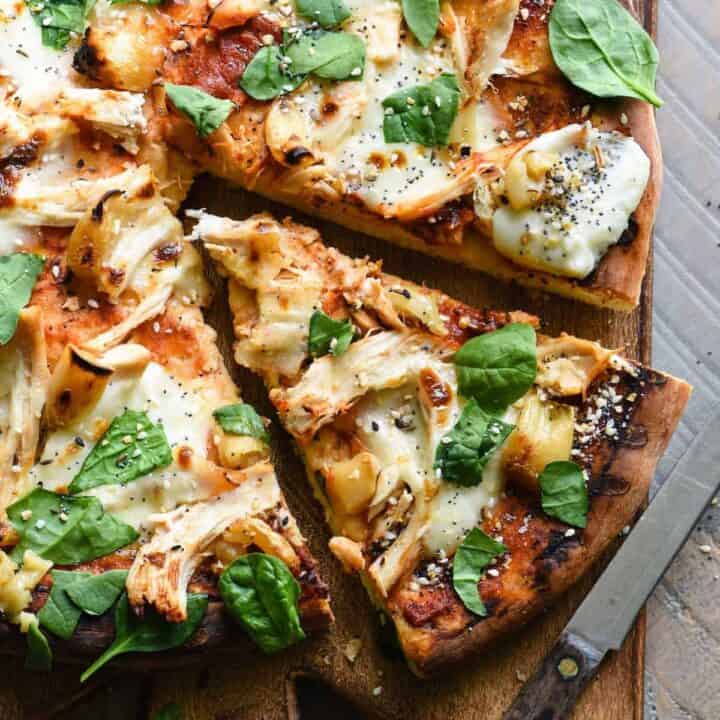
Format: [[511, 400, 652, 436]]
[[502, 631, 605, 720]]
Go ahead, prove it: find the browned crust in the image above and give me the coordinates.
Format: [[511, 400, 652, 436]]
[[392, 370, 689, 676]]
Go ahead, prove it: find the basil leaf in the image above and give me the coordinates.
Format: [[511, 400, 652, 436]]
[[539, 460, 589, 528], [66, 569, 128, 616], [69, 409, 172, 494], [152, 704, 182, 720], [453, 323, 537, 412], [39, 570, 91, 639], [549, 0, 663, 108], [213, 403, 269, 442], [401, 0, 439, 48], [295, 0, 350, 28], [240, 45, 304, 101], [308, 310, 354, 358], [452, 528, 506, 617], [80, 593, 208, 682], [219, 553, 305, 654], [7, 489, 139, 564], [382, 73, 460, 147], [26, 0, 95, 50], [0, 253, 44, 344], [434, 400, 514, 487], [164, 84, 234, 138], [26, 622, 53, 672], [284, 30, 365, 80]]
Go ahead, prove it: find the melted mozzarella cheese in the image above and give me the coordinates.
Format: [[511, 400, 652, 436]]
[[29, 362, 215, 529], [491, 124, 651, 279], [0, 0, 79, 111], [423, 405, 516, 555], [287, 1, 501, 218]]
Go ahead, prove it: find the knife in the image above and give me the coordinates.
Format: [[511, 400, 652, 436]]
[[503, 412, 720, 720]]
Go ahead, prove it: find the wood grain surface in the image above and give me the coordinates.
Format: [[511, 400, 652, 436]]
[[0, 2, 659, 718]]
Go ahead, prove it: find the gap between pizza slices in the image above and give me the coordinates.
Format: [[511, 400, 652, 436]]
[[0, 0, 686, 680]]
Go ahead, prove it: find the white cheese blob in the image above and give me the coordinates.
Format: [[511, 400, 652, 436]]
[[0, 0, 79, 111], [491, 124, 651, 279], [423, 405, 516, 556], [29, 362, 215, 529]]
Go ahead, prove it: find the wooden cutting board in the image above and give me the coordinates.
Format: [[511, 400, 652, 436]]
[[0, 2, 657, 717]]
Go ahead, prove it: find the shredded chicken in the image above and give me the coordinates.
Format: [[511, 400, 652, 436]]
[[126, 462, 284, 621]]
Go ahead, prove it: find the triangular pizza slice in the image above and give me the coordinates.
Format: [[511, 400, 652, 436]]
[[195, 211, 689, 675], [0, 172, 330, 676]]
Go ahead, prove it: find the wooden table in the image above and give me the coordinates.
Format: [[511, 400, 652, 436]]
[[5, 1, 719, 719]]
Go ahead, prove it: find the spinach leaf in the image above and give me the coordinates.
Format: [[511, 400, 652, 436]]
[[539, 460, 589, 528], [452, 528, 506, 617], [219, 553, 305, 654], [401, 0, 439, 48], [7, 489, 139, 564], [213, 403, 269, 442], [434, 400, 514, 486], [0, 253, 44, 344], [164, 84, 234, 138], [549, 0, 663, 107], [25, 621, 53, 672], [308, 310, 354, 358], [26, 0, 95, 50], [284, 30, 365, 80], [295, 0, 350, 28], [453, 323, 537, 412], [69, 409, 172, 494], [39, 570, 91, 639], [240, 45, 304, 101], [382, 73, 460, 147], [80, 593, 208, 682], [66, 569, 128, 616], [152, 703, 182, 720]]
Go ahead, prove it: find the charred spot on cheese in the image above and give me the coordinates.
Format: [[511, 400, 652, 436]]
[[0, 139, 42, 208], [91, 189, 124, 222], [73, 31, 102, 80]]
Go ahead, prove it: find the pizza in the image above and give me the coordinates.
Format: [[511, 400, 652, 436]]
[[19, 0, 663, 310], [194, 211, 689, 675], [0, 168, 331, 676]]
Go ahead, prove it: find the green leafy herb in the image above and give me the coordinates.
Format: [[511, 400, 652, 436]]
[[39, 570, 91, 640], [382, 73, 460, 147], [152, 703, 183, 720], [213, 403, 269, 442], [295, 0, 350, 28], [401, 0, 439, 47], [0, 253, 44, 344], [7, 489, 139, 564], [80, 593, 208, 682], [308, 310, 354, 358], [25, 622, 53, 672], [549, 0, 663, 107], [539, 460, 589, 528], [26, 0, 95, 50], [240, 46, 303, 101], [453, 323, 537, 412], [452, 528, 506, 617], [66, 570, 128, 616], [219, 553, 305, 654], [434, 400, 514, 486], [284, 30, 365, 80], [68, 409, 172, 494], [240, 30, 365, 101], [164, 84, 234, 138]]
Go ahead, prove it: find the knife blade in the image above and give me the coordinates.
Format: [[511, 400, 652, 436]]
[[503, 410, 720, 720]]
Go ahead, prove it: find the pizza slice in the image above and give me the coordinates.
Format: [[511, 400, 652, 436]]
[[58, 0, 662, 309], [0, 173, 331, 676], [194, 211, 689, 675]]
